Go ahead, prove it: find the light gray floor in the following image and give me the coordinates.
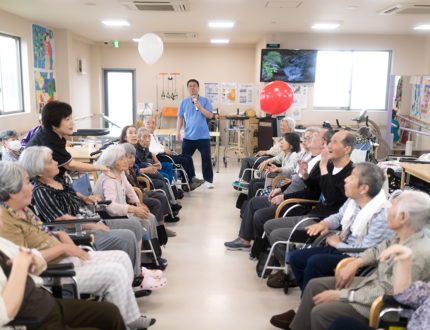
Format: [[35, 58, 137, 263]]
[[137, 159, 301, 329]]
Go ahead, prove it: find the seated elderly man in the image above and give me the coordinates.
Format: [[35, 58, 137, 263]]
[[233, 117, 296, 189], [286, 162, 394, 291], [263, 131, 355, 266], [0, 161, 156, 329], [0, 130, 23, 162], [143, 116, 204, 190], [270, 190, 430, 330]]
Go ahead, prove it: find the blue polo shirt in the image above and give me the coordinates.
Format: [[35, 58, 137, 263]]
[[178, 95, 212, 140]]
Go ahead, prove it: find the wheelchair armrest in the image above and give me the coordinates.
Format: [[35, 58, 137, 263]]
[[71, 234, 94, 246], [45, 218, 101, 226], [8, 317, 45, 327], [41, 269, 76, 277], [45, 262, 74, 271], [337, 247, 367, 254], [275, 198, 319, 218], [271, 175, 286, 189], [335, 257, 357, 273], [41, 263, 76, 277], [136, 176, 151, 190], [383, 294, 411, 310]]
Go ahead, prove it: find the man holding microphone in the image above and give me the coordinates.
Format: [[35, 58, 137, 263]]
[[176, 79, 214, 189]]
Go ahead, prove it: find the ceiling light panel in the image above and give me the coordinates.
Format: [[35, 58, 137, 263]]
[[208, 21, 235, 28], [414, 24, 430, 30], [312, 23, 341, 30], [102, 20, 130, 27], [210, 39, 229, 44]]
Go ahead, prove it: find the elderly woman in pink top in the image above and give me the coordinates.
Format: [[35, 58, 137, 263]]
[[93, 145, 158, 240]]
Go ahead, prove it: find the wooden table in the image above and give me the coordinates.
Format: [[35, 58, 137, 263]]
[[400, 163, 430, 188], [155, 129, 221, 173], [66, 146, 98, 163]]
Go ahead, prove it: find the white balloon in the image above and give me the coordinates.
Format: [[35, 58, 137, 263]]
[[138, 33, 163, 65]]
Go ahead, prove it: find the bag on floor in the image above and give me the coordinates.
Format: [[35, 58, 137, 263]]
[[236, 193, 248, 209]]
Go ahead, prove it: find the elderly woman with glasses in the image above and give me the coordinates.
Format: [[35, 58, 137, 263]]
[[18, 146, 147, 277], [0, 161, 156, 329]]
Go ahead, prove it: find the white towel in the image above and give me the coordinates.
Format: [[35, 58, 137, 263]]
[[341, 189, 390, 237]]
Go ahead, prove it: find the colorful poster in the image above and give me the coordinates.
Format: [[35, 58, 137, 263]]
[[32, 24, 55, 70], [420, 77, 430, 122], [410, 83, 421, 118], [204, 82, 219, 105], [221, 82, 236, 105], [238, 83, 256, 105], [34, 70, 56, 113]]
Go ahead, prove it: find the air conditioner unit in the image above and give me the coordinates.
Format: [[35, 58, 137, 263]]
[[120, 0, 189, 12], [160, 32, 198, 38], [379, 2, 430, 15]]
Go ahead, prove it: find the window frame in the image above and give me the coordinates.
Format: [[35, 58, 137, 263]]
[[313, 49, 392, 112], [0, 32, 25, 116]]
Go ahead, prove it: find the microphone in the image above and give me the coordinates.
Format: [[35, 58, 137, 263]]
[[192, 94, 198, 111]]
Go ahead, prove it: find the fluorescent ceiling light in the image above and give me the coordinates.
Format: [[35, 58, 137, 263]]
[[132, 38, 140, 42], [312, 22, 341, 30], [210, 39, 230, 44], [414, 24, 430, 30], [208, 21, 235, 29], [102, 20, 130, 27]]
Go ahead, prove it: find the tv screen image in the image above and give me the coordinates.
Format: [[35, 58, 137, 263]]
[[260, 49, 318, 83]]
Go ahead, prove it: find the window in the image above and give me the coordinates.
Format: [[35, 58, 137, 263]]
[[313, 50, 391, 111], [103, 70, 135, 136], [0, 33, 24, 115]]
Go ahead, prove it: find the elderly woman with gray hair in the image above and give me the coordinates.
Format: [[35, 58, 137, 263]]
[[121, 142, 179, 232], [18, 146, 150, 278], [93, 145, 160, 241]]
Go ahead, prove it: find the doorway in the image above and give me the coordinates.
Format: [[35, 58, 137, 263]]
[[103, 69, 135, 137]]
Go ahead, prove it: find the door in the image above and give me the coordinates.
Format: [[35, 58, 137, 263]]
[[103, 69, 135, 137]]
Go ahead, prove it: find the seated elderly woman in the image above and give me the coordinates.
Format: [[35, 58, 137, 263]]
[[0, 130, 23, 162], [328, 244, 430, 330], [121, 143, 180, 228], [0, 161, 157, 329], [19, 146, 152, 279], [0, 231, 126, 329], [93, 145, 161, 242], [269, 190, 430, 330], [119, 125, 183, 203]]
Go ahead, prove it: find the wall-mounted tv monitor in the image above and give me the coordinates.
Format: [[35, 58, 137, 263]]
[[260, 49, 318, 83]]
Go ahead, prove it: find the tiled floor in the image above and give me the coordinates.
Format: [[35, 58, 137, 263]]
[[138, 161, 301, 329]]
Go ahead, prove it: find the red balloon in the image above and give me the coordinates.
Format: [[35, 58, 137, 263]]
[[260, 81, 294, 115]]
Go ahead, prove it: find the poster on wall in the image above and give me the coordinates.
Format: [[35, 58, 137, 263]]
[[32, 24, 55, 70], [220, 82, 236, 105], [420, 77, 430, 122], [410, 83, 421, 118], [238, 83, 256, 105], [204, 82, 219, 105], [290, 83, 308, 108], [34, 70, 56, 113]]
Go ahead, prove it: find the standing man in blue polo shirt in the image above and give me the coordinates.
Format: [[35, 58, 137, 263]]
[[177, 79, 214, 189]]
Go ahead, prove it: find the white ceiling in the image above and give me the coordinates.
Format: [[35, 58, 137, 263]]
[[1, 0, 430, 44]]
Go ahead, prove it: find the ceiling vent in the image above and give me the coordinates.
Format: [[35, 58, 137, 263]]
[[379, 3, 430, 15], [120, 1, 189, 12], [264, 1, 302, 9], [159, 32, 198, 38]]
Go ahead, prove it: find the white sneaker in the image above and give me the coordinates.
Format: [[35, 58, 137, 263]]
[[205, 181, 214, 189]]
